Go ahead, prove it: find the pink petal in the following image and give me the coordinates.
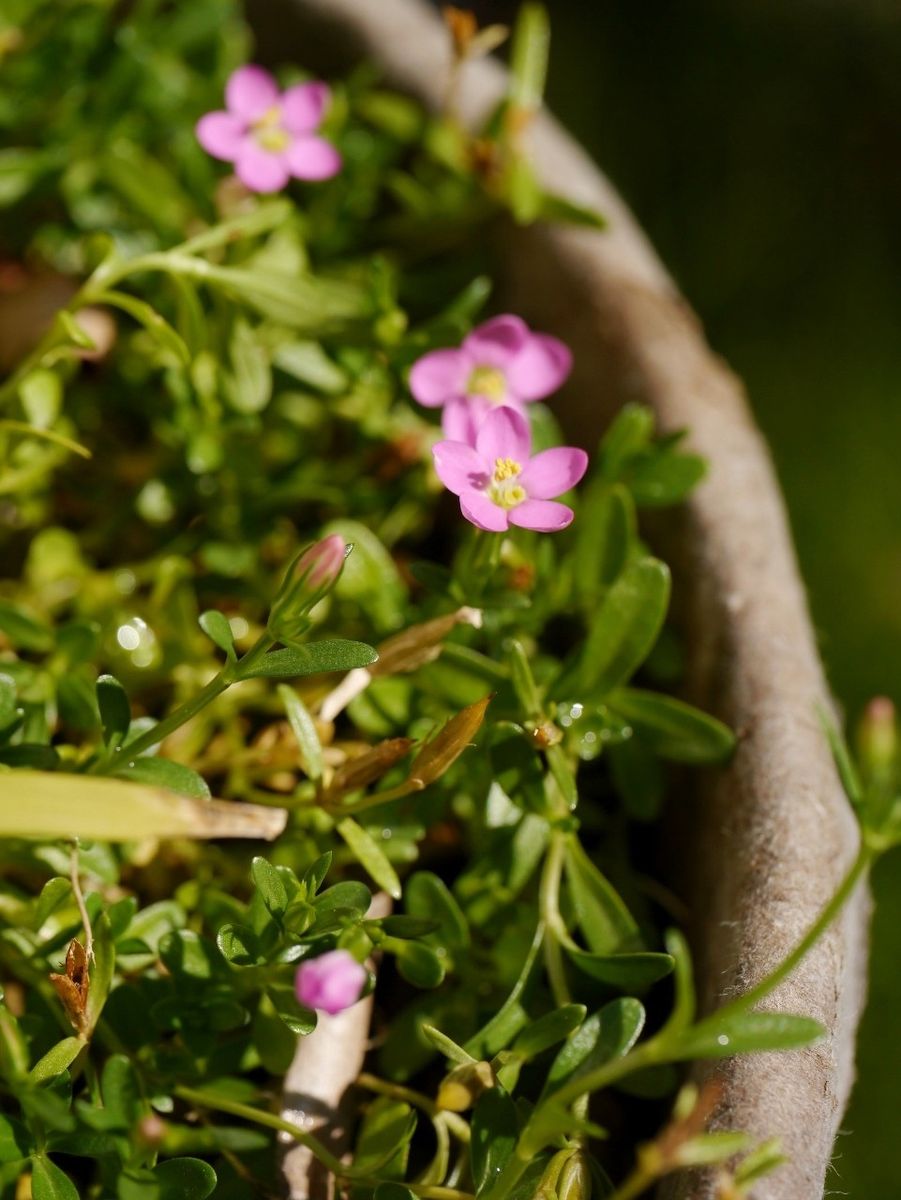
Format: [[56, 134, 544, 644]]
[[519, 446, 588, 499], [226, 65, 280, 120], [463, 314, 530, 369], [196, 111, 246, 161], [506, 333, 573, 401], [442, 395, 485, 444], [475, 405, 531, 465], [282, 82, 330, 133], [235, 142, 291, 193], [432, 440, 488, 495], [284, 135, 342, 181], [509, 499, 574, 532], [460, 493, 509, 532], [409, 348, 468, 408]]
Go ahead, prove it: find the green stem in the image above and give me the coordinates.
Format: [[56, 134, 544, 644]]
[[173, 1085, 349, 1178], [93, 631, 274, 770], [175, 1086, 472, 1197], [539, 831, 570, 1008], [715, 840, 872, 1020], [357, 1073, 471, 1143]]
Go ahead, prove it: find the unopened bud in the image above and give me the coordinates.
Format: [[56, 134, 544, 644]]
[[136, 1114, 167, 1148], [437, 1060, 495, 1112], [269, 534, 349, 643], [558, 1150, 591, 1200], [857, 697, 897, 776]]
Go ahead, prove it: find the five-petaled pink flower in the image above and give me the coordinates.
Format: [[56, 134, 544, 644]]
[[295, 949, 367, 1015], [433, 406, 588, 532], [196, 65, 341, 193], [409, 315, 572, 445]]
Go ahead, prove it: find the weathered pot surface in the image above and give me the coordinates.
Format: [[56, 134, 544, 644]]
[[249, 3, 871, 1197]]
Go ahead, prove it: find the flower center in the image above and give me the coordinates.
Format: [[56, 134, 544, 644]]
[[467, 365, 506, 403], [253, 106, 290, 153], [489, 457, 526, 509]]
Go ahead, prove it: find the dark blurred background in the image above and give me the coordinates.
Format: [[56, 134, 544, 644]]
[[472, 0, 901, 1192]]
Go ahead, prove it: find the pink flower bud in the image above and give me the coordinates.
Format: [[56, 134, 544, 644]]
[[295, 949, 367, 1015], [295, 533, 347, 591]]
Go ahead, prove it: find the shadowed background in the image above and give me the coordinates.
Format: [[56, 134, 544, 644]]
[[468, 0, 901, 1193]]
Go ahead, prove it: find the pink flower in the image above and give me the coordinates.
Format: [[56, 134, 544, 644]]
[[433, 406, 588, 532], [409, 315, 572, 444], [196, 65, 341, 193], [295, 949, 367, 1015]]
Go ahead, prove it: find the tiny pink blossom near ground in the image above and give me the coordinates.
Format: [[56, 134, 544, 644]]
[[409, 314, 572, 445], [433, 405, 588, 532], [295, 949, 367, 1015], [196, 65, 341, 193]]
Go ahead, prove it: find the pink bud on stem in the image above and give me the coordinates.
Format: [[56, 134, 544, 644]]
[[295, 949, 367, 1015]]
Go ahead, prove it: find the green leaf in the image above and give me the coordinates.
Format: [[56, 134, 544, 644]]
[[227, 317, 271, 413], [421, 1024, 477, 1066], [19, 369, 62, 429], [267, 985, 316, 1036], [563, 945, 674, 990], [511, 1005, 587, 1060], [34, 877, 72, 927], [354, 1097, 417, 1176], [0, 148, 49, 206], [162, 258, 371, 332], [154, 1158, 217, 1200], [673, 1010, 825, 1061], [542, 997, 646, 1101], [301, 852, 332, 898], [564, 837, 639, 954], [30, 1155, 79, 1200], [312, 880, 372, 923], [538, 192, 607, 230], [574, 482, 635, 600], [0, 772, 287, 841], [336, 817, 402, 900], [237, 640, 378, 680], [278, 685, 323, 780], [661, 928, 696, 1035], [0, 1003, 29, 1078], [28, 1038, 82, 1085], [252, 993, 296, 1073], [251, 856, 289, 917], [96, 674, 131, 746], [578, 557, 671, 694], [159, 931, 222, 982], [390, 940, 446, 989], [273, 340, 348, 394], [85, 913, 114, 1034], [198, 611, 236, 660], [598, 405, 655, 480], [0, 600, 53, 652], [607, 688, 735, 763], [101, 1054, 142, 1129], [405, 872, 469, 953], [508, 2, 550, 115], [471, 1087, 518, 1195], [323, 519, 406, 632], [628, 449, 706, 507], [0, 1113, 32, 1163], [216, 924, 260, 967], [114, 757, 211, 801]]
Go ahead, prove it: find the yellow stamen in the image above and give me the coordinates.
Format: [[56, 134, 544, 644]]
[[253, 106, 290, 152], [489, 457, 525, 509], [467, 365, 506, 402]]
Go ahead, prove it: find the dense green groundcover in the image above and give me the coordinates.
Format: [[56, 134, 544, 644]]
[[0, 2, 898, 1198]]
